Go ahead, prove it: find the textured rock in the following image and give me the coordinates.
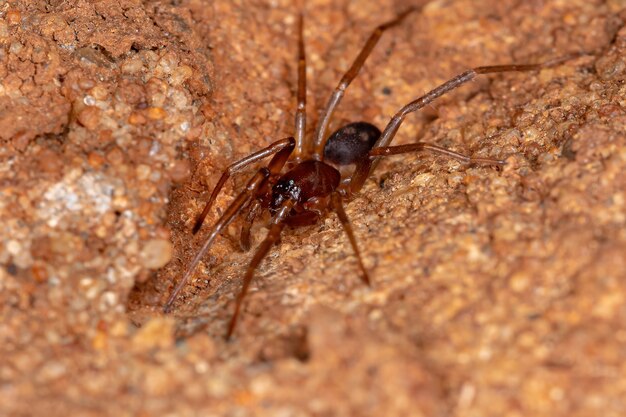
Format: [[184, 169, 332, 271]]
[[1, 0, 625, 416]]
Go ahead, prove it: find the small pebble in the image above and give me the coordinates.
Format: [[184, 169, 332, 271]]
[[12, 131, 30, 152], [87, 151, 105, 168], [139, 239, 172, 269], [90, 85, 108, 100], [6, 10, 22, 26], [7, 240, 21, 256], [83, 95, 96, 106], [147, 107, 167, 120], [77, 106, 101, 130], [170, 65, 193, 86], [128, 111, 147, 125], [78, 78, 95, 90], [136, 164, 151, 180], [132, 317, 175, 351], [121, 56, 144, 74], [169, 159, 190, 182], [509, 271, 530, 293], [106, 147, 125, 165], [38, 149, 64, 174], [158, 52, 179, 74]]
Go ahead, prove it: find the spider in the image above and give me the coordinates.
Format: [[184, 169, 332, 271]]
[[164, 7, 570, 339]]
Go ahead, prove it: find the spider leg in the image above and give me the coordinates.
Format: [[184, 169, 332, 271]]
[[369, 143, 506, 166], [240, 200, 262, 251], [164, 168, 271, 313], [312, 7, 417, 158], [349, 56, 578, 193], [330, 192, 371, 286], [226, 199, 295, 340], [294, 13, 307, 158], [193, 137, 295, 234], [165, 139, 295, 312]]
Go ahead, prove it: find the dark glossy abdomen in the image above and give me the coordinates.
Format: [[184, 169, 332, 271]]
[[323, 121, 381, 165], [271, 160, 340, 210]]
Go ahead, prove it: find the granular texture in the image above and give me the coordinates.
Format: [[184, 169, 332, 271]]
[[1, 0, 625, 416]]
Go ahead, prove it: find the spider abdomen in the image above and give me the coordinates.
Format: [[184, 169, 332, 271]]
[[270, 160, 340, 210], [323, 121, 381, 165]]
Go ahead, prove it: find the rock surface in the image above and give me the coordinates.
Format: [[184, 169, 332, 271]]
[[1, 0, 625, 416]]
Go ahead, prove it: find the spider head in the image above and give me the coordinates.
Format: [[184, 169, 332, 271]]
[[270, 178, 302, 212]]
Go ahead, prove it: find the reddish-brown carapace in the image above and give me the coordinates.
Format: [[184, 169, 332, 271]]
[[164, 7, 573, 339]]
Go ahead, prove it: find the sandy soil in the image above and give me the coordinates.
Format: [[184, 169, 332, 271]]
[[1, 0, 625, 416]]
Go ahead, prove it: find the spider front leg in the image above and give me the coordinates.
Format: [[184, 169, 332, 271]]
[[164, 168, 271, 313], [192, 137, 295, 234], [164, 138, 295, 312]]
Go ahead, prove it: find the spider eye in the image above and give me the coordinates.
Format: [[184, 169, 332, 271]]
[[271, 178, 302, 211]]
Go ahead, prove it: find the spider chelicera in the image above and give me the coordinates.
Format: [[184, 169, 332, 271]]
[[164, 7, 570, 339]]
